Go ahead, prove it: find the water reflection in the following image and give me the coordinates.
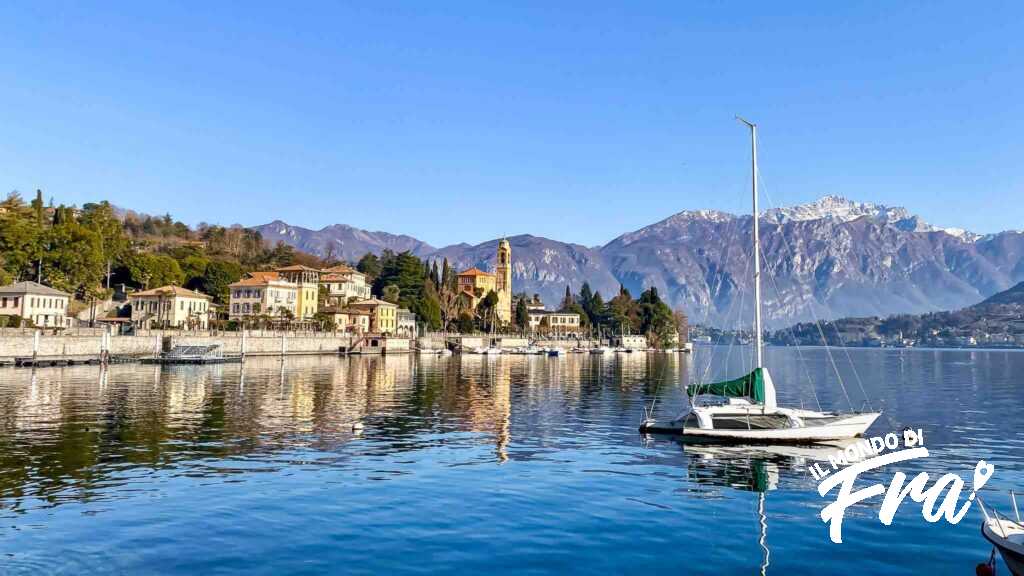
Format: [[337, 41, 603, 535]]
[[0, 348, 1021, 575]]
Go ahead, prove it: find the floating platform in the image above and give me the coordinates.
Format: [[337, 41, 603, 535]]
[[140, 355, 242, 365]]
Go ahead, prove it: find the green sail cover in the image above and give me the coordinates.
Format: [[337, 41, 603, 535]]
[[686, 368, 766, 404]]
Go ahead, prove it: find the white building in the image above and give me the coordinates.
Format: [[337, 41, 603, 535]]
[[320, 265, 372, 303], [0, 281, 72, 328], [527, 309, 581, 335]]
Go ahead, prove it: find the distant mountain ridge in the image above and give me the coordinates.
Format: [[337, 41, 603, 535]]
[[253, 220, 436, 263], [251, 197, 1024, 327]]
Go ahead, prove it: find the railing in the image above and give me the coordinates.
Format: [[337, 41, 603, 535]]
[[0, 327, 355, 339]]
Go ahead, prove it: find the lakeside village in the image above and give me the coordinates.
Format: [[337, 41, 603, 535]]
[[0, 192, 687, 361]]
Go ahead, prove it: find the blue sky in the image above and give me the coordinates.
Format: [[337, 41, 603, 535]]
[[0, 2, 1020, 247]]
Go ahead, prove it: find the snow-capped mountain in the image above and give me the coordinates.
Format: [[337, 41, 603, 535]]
[[253, 196, 1022, 326]]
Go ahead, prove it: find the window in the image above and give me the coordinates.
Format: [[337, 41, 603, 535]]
[[12, 297, 18, 307], [232, 304, 239, 313]]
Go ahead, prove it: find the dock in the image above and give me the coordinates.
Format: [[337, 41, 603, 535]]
[[140, 344, 242, 365], [13, 355, 136, 367]]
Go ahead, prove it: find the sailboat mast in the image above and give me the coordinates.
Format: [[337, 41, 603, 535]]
[[738, 116, 763, 368]]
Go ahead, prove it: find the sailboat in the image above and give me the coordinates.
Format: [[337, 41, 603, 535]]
[[639, 118, 880, 442]]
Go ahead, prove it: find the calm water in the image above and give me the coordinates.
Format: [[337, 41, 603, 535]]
[[0, 347, 1022, 575]]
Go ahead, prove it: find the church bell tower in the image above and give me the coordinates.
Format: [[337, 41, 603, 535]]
[[496, 239, 512, 324]]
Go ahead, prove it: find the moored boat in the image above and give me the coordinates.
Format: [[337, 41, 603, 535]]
[[980, 493, 1024, 576], [639, 118, 880, 443]]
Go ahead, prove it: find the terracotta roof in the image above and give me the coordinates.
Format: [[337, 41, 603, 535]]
[[321, 272, 362, 282], [457, 267, 494, 277], [247, 271, 281, 281], [0, 281, 70, 297], [322, 306, 370, 315], [276, 264, 320, 272], [131, 285, 212, 300], [321, 264, 360, 275], [229, 276, 295, 288]]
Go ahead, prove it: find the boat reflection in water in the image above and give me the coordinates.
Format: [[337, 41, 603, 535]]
[[676, 440, 861, 575]]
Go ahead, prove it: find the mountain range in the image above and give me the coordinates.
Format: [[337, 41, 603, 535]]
[[252, 196, 1024, 327]]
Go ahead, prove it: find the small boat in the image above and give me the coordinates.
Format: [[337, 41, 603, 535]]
[[418, 348, 450, 355], [640, 118, 879, 443], [980, 492, 1024, 576], [547, 348, 562, 357], [590, 346, 613, 354]]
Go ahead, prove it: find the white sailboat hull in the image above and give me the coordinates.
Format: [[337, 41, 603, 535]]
[[983, 518, 1024, 576], [640, 411, 880, 443]]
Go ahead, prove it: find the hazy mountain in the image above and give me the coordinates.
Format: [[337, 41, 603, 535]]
[[252, 220, 435, 262], [252, 197, 1024, 327]]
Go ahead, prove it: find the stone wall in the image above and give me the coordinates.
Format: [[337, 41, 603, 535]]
[[0, 330, 354, 359]]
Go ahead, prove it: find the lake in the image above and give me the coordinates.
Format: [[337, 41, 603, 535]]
[[0, 347, 1021, 575]]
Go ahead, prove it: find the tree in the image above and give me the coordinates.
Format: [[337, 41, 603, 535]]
[[180, 255, 210, 286], [560, 285, 574, 310], [195, 260, 241, 304], [607, 285, 640, 334], [416, 279, 443, 331], [475, 290, 500, 331], [456, 311, 475, 334], [41, 215, 105, 297], [357, 252, 382, 279], [638, 287, 676, 348], [438, 278, 464, 331], [673, 309, 690, 343], [515, 297, 529, 329], [126, 253, 184, 289], [0, 202, 42, 281], [80, 201, 129, 287]]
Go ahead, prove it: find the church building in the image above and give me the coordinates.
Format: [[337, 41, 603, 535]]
[[456, 239, 513, 325]]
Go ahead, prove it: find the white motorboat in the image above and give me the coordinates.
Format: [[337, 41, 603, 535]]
[[589, 346, 613, 354], [639, 118, 880, 443], [980, 493, 1024, 576]]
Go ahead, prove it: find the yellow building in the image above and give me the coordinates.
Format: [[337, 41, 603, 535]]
[[321, 306, 371, 333], [129, 285, 212, 330], [349, 298, 398, 334], [457, 239, 513, 324], [228, 273, 298, 320], [276, 265, 320, 320]]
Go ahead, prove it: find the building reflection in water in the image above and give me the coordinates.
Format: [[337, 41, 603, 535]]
[[0, 353, 690, 511]]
